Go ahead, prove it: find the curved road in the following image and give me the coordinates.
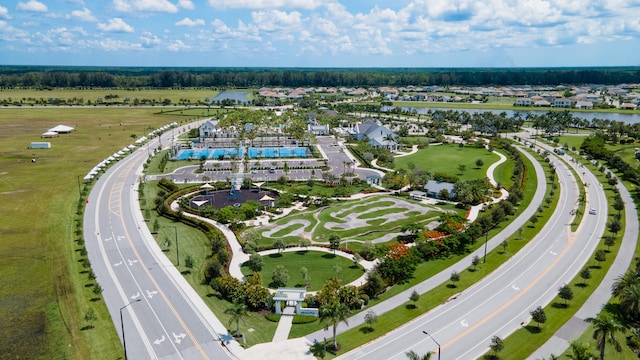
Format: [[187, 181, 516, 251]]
[[331, 142, 608, 359], [86, 124, 610, 359], [84, 127, 242, 360]]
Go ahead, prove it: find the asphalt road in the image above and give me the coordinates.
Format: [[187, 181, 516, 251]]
[[86, 123, 611, 359], [332, 141, 608, 360], [84, 128, 241, 360]]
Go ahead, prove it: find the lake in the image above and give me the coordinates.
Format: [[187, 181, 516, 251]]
[[382, 106, 640, 124]]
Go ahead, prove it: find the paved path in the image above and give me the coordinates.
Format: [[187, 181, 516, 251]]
[[305, 145, 548, 347], [467, 148, 510, 222], [272, 307, 296, 342], [527, 155, 639, 359]]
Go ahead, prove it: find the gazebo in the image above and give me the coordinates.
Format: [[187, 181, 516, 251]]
[[259, 194, 275, 208]]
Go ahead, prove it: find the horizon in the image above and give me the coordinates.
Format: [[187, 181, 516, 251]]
[[1, 1, 639, 68]]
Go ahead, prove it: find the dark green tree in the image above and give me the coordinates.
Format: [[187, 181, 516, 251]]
[[530, 306, 546, 330], [558, 284, 574, 307]]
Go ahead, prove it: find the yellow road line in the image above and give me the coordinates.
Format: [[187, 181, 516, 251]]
[[442, 226, 573, 351], [113, 160, 210, 359]]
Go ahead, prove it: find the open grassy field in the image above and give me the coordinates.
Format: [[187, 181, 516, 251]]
[[394, 143, 500, 181], [0, 88, 220, 106], [0, 107, 180, 359], [240, 251, 364, 291]]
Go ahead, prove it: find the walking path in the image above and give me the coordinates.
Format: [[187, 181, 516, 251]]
[[165, 138, 517, 358], [305, 144, 546, 347], [527, 155, 639, 358]]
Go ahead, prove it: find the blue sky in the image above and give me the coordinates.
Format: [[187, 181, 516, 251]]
[[1, 0, 639, 68]]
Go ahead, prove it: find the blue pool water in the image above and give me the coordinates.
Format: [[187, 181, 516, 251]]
[[176, 149, 212, 160], [247, 147, 307, 158], [177, 147, 308, 160]]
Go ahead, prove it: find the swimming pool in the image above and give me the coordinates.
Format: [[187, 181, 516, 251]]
[[176, 149, 212, 160], [247, 147, 308, 158], [177, 147, 308, 160]]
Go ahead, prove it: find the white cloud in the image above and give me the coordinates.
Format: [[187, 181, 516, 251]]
[[139, 31, 161, 47], [0, 19, 29, 41], [113, 0, 179, 13], [70, 8, 97, 22], [251, 10, 301, 32], [16, 0, 48, 12], [209, 19, 261, 42], [97, 18, 134, 33], [0, 6, 11, 19], [177, 0, 195, 10], [208, 0, 323, 10], [94, 38, 143, 51], [167, 39, 190, 51], [175, 18, 204, 27]]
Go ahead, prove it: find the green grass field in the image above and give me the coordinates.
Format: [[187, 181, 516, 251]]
[[0, 107, 181, 359], [0, 88, 221, 106], [240, 251, 364, 291], [394, 143, 500, 181]]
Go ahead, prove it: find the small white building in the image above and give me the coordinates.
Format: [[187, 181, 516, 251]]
[[29, 142, 51, 149]]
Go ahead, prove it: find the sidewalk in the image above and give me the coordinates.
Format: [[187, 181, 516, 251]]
[[305, 145, 547, 346]]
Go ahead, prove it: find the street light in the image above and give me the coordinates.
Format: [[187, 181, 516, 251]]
[[422, 330, 441, 360], [120, 299, 141, 360], [483, 231, 489, 264], [168, 226, 179, 266]]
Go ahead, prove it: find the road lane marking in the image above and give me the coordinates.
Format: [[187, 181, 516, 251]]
[[154, 335, 166, 345], [113, 167, 211, 359], [441, 219, 576, 351]]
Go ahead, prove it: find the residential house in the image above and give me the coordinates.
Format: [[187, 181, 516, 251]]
[[534, 100, 551, 107], [553, 99, 573, 108], [424, 180, 456, 200], [515, 98, 532, 107], [412, 93, 427, 101], [575, 101, 593, 110]]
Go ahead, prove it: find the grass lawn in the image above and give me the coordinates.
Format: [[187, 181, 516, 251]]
[[240, 251, 364, 291], [483, 147, 627, 359], [289, 146, 552, 346], [0, 88, 220, 106], [139, 179, 279, 347], [492, 149, 515, 189], [394, 143, 500, 181], [253, 195, 454, 247], [0, 107, 178, 359]]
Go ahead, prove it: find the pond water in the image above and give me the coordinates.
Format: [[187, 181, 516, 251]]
[[382, 106, 640, 124], [210, 91, 250, 104]]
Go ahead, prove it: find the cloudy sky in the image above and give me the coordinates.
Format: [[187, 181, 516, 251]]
[[1, 0, 639, 68]]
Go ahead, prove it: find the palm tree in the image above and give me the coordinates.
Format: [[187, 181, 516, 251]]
[[383, 133, 396, 150], [405, 350, 432, 360], [224, 302, 249, 336], [585, 314, 624, 360], [319, 300, 350, 350], [566, 341, 595, 360], [620, 284, 640, 321], [611, 270, 640, 297]]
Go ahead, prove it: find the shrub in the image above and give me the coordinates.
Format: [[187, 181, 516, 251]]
[[265, 313, 281, 322], [292, 315, 318, 324]]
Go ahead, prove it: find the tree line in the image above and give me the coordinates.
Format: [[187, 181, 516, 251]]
[[1, 66, 640, 88]]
